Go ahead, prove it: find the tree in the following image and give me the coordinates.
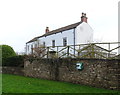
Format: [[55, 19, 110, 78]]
[[1, 45, 16, 59]]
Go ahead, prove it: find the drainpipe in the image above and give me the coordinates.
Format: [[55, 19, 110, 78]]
[[73, 28, 75, 56]]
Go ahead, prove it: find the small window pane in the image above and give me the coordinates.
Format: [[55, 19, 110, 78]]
[[27, 45, 29, 51], [52, 40, 55, 48], [63, 38, 67, 46], [43, 42, 45, 47], [35, 44, 37, 48], [31, 45, 33, 54]]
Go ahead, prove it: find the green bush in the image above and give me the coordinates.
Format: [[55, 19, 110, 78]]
[[1, 45, 16, 59], [1, 45, 25, 67], [1, 45, 17, 66], [2, 55, 24, 67]]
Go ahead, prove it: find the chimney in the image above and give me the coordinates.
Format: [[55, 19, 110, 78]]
[[81, 13, 88, 23], [45, 27, 49, 33]]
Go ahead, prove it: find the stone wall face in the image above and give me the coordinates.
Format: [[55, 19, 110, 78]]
[[2, 67, 24, 76], [24, 58, 120, 90], [25, 60, 53, 80]]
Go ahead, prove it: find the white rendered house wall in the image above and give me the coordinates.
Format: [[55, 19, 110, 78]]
[[26, 42, 34, 54], [26, 29, 75, 55], [38, 29, 75, 56], [73, 22, 93, 55], [75, 22, 93, 45], [26, 40, 40, 54], [39, 29, 74, 47], [26, 22, 93, 55], [26, 13, 94, 55]]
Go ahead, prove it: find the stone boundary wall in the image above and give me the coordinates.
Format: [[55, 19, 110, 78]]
[[2, 67, 24, 76], [24, 58, 120, 90]]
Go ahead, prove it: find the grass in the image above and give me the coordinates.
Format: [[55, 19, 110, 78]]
[[2, 74, 120, 93]]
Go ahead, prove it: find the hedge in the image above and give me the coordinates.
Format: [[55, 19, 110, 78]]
[[2, 55, 25, 67]]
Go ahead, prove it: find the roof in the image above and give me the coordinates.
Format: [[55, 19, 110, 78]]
[[26, 21, 82, 44], [26, 37, 38, 44]]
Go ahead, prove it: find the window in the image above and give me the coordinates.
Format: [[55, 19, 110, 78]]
[[37, 41, 39, 47], [27, 45, 29, 51], [35, 44, 37, 48], [31, 45, 33, 54], [63, 37, 67, 46], [43, 42, 45, 47], [52, 40, 55, 48]]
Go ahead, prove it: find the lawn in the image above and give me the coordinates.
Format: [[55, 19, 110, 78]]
[[2, 74, 120, 93]]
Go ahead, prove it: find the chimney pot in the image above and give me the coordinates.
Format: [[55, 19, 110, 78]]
[[82, 12, 84, 16], [84, 13, 86, 17], [81, 12, 88, 23], [45, 27, 49, 33]]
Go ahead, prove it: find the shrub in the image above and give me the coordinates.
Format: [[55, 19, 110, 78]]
[[2, 55, 25, 67], [1, 45, 18, 66], [1, 45, 16, 59]]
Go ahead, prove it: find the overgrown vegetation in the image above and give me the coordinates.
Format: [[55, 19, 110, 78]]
[[2, 74, 120, 93], [1, 45, 25, 67]]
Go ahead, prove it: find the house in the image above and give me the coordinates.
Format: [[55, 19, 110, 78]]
[[26, 13, 93, 57]]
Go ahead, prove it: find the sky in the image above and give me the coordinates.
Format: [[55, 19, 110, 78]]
[[0, 0, 119, 53]]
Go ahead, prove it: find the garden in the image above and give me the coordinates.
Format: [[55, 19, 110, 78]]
[[2, 74, 120, 93]]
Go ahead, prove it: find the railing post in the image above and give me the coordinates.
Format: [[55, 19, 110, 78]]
[[47, 47, 49, 58], [67, 46, 70, 57], [79, 45, 80, 50], [78, 45, 80, 57], [108, 43, 110, 58], [91, 44, 95, 58], [57, 46, 59, 58], [74, 45, 75, 57]]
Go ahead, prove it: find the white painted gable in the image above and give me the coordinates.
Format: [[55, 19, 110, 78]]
[[75, 22, 93, 44]]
